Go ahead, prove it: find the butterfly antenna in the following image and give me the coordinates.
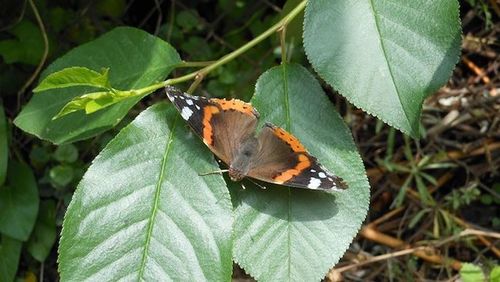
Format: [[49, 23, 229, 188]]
[[199, 169, 229, 176]]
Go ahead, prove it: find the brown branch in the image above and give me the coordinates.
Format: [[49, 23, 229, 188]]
[[462, 55, 490, 85], [359, 225, 463, 271]]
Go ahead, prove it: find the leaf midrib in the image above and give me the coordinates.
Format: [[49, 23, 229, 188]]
[[368, 0, 414, 134], [138, 115, 179, 279], [280, 63, 293, 279]]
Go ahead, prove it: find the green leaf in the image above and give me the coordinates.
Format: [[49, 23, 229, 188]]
[[176, 10, 201, 31], [232, 64, 370, 281], [58, 103, 233, 281], [490, 266, 500, 282], [0, 102, 7, 186], [14, 27, 181, 144], [415, 174, 434, 205], [460, 263, 485, 282], [33, 67, 111, 93], [408, 208, 429, 228], [0, 162, 39, 241], [54, 89, 141, 119], [49, 165, 74, 188], [303, 0, 461, 138], [54, 144, 78, 163], [0, 20, 44, 65], [27, 200, 57, 262], [0, 234, 22, 282]]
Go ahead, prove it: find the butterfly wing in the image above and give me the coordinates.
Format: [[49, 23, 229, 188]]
[[165, 86, 259, 165], [247, 123, 347, 191]]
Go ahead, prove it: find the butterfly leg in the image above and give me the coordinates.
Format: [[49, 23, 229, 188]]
[[198, 169, 229, 176], [247, 179, 267, 190]]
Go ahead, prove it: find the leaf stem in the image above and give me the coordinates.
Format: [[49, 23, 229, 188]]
[[176, 60, 216, 68], [279, 25, 288, 64]]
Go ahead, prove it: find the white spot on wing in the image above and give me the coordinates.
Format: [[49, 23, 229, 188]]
[[181, 107, 193, 120], [311, 169, 316, 173], [318, 172, 326, 178], [180, 96, 185, 100], [195, 105, 200, 110], [307, 178, 321, 189], [186, 99, 193, 105]]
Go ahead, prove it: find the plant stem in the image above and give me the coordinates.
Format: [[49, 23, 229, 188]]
[[176, 61, 216, 68], [162, 0, 307, 87], [279, 25, 288, 64]]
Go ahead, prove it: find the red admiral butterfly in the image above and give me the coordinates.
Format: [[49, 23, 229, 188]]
[[166, 86, 347, 191]]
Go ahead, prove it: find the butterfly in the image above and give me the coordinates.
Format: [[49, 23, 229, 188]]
[[165, 85, 347, 191]]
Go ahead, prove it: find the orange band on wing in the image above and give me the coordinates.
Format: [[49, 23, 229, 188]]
[[212, 98, 255, 115], [273, 154, 311, 183], [202, 105, 220, 145], [272, 127, 307, 152]]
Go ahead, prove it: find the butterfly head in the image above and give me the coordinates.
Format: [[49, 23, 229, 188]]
[[228, 167, 246, 182]]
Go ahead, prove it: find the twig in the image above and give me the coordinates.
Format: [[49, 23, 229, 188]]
[[462, 56, 491, 85], [17, 0, 49, 107], [359, 225, 462, 270], [153, 0, 163, 35], [334, 247, 429, 273], [370, 207, 405, 227]]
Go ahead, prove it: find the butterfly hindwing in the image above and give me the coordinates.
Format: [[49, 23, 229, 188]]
[[248, 123, 347, 191]]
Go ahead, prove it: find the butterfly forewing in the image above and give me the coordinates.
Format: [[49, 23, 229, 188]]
[[165, 86, 259, 165]]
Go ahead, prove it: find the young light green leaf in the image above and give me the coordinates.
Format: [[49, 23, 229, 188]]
[[53, 89, 140, 119], [0, 102, 7, 186], [58, 103, 233, 281], [303, 0, 461, 138], [0, 161, 39, 241], [0, 234, 22, 282], [33, 67, 111, 93], [232, 64, 370, 281], [490, 266, 500, 282], [460, 263, 485, 282], [27, 200, 57, 262], [14, 27, 181, 144]]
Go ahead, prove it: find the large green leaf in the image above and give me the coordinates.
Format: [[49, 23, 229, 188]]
[[303, 0, 461, 138], [14, 27, 181, 144], [27, 200, 57, 262], [0, 162, 39, 241], [0, 102, 7, 186], [0, 235, 22, 282], [58, 103, 233, 281], [232, 64, 370, 281]]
